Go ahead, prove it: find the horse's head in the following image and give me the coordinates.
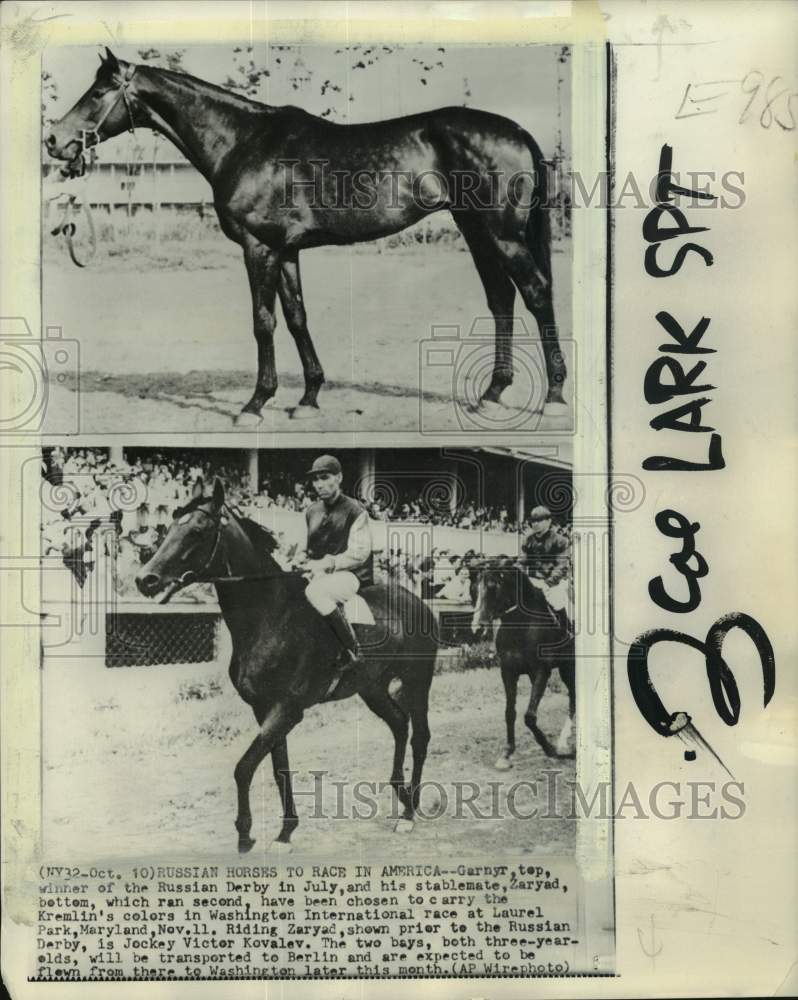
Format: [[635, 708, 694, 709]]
[[135, 477, 277, 603], [472, 559, 517, 627], [45, 48, 139, 170]]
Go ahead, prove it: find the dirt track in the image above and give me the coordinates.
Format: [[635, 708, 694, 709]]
[[42, 655, 575, 861], [42, 246, 573, 438]]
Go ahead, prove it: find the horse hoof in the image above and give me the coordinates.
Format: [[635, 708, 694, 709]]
[[234, 411, 263, 428], [270, 839, 293, 854], [289, 404, 320, 421], [238, 837, 256, 854], [543, 401, 569, 418], [494, 755, 513, 771], [394, 818, 415, 834], [475, 398, 508, 421]]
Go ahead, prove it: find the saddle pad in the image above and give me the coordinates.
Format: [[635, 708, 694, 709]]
[[342, 594, 375, 626]]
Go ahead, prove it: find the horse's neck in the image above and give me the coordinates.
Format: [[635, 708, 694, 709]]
[[212, 537, 302, 645], [509, 570, 551, 618], [135, 66, 265, 183]]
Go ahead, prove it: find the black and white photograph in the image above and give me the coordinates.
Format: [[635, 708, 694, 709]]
[[40, 444, 578, 860], [41, 40, 574, 435], [20, 17, 612, 985]]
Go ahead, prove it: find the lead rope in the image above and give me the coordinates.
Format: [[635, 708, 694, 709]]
[[51, 66, 138, 268], [50, 147, 97, 267]]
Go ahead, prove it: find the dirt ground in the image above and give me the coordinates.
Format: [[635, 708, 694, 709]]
[[42, 654, 575, 862], [42, 245, 574, 438]]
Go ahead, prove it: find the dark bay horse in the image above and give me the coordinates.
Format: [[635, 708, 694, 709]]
[[46, 48, 566, 425], [135, 479, 436, 852], [473, 560, 574, 768]]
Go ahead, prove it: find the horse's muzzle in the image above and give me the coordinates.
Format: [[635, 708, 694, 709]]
[[135, 572, 162, 597], [136, 570, 197, 603], [45, 133, 82, 161]]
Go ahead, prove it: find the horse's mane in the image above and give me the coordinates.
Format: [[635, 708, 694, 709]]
[[172, 494, 216, 519], [172, 497, 280, 559], [135, 62, 279, 114], [485, 561, 554, 619], [514, 567, 552, 614], [236, 514, 280, 558]]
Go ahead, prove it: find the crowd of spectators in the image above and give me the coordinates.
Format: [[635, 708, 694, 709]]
[[41, 449, 569, 604]]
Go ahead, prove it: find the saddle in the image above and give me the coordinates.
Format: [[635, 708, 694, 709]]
[[339, 592, 375, 627]]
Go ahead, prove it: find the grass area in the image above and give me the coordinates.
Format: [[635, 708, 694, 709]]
[[44, 209, 469, 270]]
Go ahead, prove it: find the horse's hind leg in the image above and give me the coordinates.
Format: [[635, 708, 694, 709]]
[[278, 251, 325, 410], [523, 663, 560, 758], [497, 239, 566, 409], [237, 242, 281, 427], [495, 662, 518, 770], [359, 687, 413, 827], [406, 687, 431, 829], [234, 701, 301, 852], [453, 213, 517, 404]]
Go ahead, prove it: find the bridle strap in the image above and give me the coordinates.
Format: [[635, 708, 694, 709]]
[[190, 504, 286, 585], [81, 65, 137, 150]]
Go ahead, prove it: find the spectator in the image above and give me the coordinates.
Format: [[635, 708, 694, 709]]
[[40, 448, 571, 606], [437, 565, 473, 603]]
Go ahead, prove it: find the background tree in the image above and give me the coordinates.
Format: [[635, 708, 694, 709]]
[[41, 69, 59, 128]]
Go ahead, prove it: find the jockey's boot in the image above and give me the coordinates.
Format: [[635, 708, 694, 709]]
[[556, 608, 573, 639], [324, 606, 361, 677]]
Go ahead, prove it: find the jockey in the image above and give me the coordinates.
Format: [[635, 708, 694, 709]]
[[521, 505, 572, 634], [303, 454, 373, 672]]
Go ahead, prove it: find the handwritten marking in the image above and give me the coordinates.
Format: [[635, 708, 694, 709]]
[[676, 73, 797, 130], [637, 915, 663, 960]]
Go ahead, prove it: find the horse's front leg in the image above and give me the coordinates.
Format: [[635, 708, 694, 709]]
[[234, 700, 301, 852], [270, 738, 299, 847], [495, 662, 518, 770], [278, 251, 325, 412], [236, 242, 282, 427], [523, 662, 559, 758]]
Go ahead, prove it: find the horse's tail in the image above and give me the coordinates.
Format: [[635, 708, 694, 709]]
[[521, 129, 553, 286]]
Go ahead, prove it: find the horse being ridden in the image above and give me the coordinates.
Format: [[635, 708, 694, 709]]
[[135, 478, 437, 852], [473, 560, 575, 767], [46, 48, 566, 424]]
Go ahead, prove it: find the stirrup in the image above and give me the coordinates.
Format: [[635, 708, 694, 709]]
[[324, 645, 361, 698]]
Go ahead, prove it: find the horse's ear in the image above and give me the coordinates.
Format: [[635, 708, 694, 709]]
[[191, 477, 204, 499], [212, 478, 225, 510], [104, 47, 121, 74]]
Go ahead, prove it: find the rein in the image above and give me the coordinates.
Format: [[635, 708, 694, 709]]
[[50, 190, 96, 267]]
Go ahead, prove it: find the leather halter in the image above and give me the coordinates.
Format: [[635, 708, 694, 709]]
[[81, 64, 137, 151]]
